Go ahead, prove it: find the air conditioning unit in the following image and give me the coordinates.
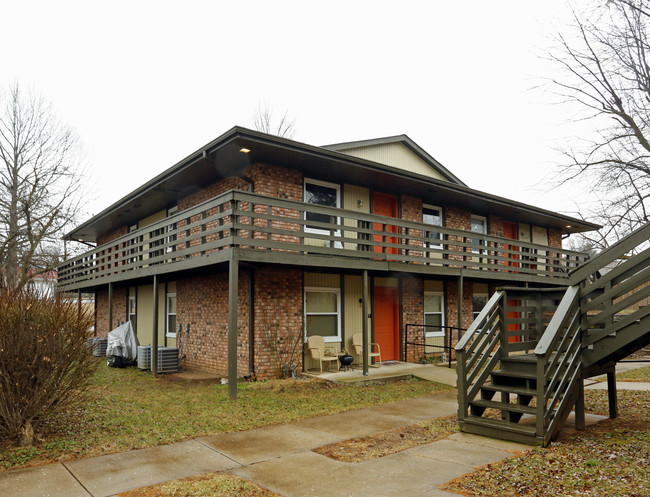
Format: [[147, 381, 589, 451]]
[[137, 346, 178, 373], [89, 337, 108, 357]]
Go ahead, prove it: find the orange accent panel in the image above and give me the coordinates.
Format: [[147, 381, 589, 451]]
[[374, 286, 399, 361], [373, 192, 398, 256]]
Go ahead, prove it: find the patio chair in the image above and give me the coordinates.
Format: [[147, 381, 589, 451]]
[[307, 335, 339, 373], [352, 333, 382, 367]]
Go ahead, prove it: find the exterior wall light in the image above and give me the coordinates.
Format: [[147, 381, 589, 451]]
[[240, 148, 250, 153]]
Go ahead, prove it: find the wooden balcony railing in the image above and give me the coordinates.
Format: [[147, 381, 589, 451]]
[[58, 190, 588, 290]]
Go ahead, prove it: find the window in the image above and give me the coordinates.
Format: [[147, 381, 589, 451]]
[[128, 295, 137, 333], [304, 287, 341, 342], [424, 292, 445, 337], [473, 294, 489, 321], [304, 179, 340, 233], [471, 215, 487, 254], [166, 293, 177, 338], [423, 204, 443, 250]]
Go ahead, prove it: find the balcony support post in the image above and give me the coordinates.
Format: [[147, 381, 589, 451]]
[[362, 270, 369, 376], [457, 270, 464, 342], [228, 255, 239, 399], [108, 282, 113, 331], [152, 274, 159, 377]]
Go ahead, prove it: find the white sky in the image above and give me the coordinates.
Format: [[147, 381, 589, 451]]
[[1, 0, 596, 227]]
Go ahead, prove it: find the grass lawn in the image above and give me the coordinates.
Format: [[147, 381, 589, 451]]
[[616, 363, 650, 380], [443, 389, 650, 496], [0, 359, 449, 470]]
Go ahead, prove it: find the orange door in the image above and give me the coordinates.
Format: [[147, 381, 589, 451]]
[[373, 192, 398, 257], [503, 221, 519, 270], [507, 298, 521, 343], [374, 286, 399, 361]]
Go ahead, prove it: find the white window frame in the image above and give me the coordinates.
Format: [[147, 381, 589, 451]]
[[423, 204, 443, 250], [303, 178, 341, 235], [471, 215, 487, 254], [424, 291, 445, 338], [166, 292, 177, 338], [304, 286, 341, 343]]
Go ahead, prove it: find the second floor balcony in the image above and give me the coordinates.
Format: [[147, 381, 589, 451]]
[[58, 190, 589, 291]]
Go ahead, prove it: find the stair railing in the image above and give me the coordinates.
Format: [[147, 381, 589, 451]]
[[533, 285, 583, 444], [456, 290, 505, 422]]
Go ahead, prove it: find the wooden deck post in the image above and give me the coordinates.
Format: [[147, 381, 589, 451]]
[[362, 270, 369, 376], [607, 370, 618, 418], [228, 256, 239, 399], [575, 379, 585, 431], [457, 271, 464, 342], [152, 275, 158, 377]]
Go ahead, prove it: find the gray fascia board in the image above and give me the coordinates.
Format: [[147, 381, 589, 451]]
[[66, 126, 600, 242]]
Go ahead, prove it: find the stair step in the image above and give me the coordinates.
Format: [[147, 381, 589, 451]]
[[470, 399, 537, 415], [481, 384, 537, 397], [461, 415, 538, 436], [491, 369, 537, 380]]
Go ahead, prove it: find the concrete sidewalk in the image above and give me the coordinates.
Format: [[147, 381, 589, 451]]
[[2, 361, 646, 497], [0, 390, 534, 497]]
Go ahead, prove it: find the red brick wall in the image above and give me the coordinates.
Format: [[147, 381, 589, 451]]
[[176, 272, 251, 376], [248, 163, 302, 200], [97, 226, 128, 246], [174, 267, 303, 380], [253, 267, 303, 379], [446, 280, 474, 341], [401, 275, 424, 362], [548, 228, 562, 249], [178, 176, 249, 211], [95, 287, 128, 336]]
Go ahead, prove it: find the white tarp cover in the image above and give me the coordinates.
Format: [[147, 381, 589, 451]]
[[106, 321, 139, 363]]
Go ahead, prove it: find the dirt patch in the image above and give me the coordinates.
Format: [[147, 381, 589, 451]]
[[313, 415, 459, 462]]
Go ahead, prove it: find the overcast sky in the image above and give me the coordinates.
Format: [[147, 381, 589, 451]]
[[2, 0, 595, 226]]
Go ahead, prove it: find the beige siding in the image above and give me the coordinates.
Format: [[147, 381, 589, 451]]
[[304, 273, 339, 288], [337, 142, 448, 181], [344, 275, 372, 363], [424, 280, 443, 292], [138, 210, 167, 229], [135, 283, 166, 346], [474, 282, 489, 294], [532, 226, 548, 272], [518, 223, 531, 243], [343, 184, 370, 250]]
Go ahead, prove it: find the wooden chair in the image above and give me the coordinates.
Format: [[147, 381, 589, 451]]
[[352, 333, 381, 367], [307, 335, 338, 373]]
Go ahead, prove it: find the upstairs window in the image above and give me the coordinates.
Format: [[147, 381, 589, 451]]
[[423, 204, 443, 249], [304, 179, 340, 233], [471, 215, 487, 254]]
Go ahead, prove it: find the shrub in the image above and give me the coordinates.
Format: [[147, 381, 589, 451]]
[[0, 290, 96, 446]]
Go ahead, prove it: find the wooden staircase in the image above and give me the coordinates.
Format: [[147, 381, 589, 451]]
[[456, 223, 650, 446]]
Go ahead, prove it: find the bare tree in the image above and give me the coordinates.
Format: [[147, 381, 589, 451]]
[[549, 0, 650, 248], [252, 102, 297, 139], [0, 84, 85, 290]]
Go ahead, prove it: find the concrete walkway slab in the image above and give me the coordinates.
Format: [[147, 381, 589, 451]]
[[586, 381, 650, 391], [408, 438, 518, 467], [199, 424, 340, 465], [370, 391, 457, 422], [0, 463, 90, 497], [232, 449, 473, 497], [65, 440, 237, 497]]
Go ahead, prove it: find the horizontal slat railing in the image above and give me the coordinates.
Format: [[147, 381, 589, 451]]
[[58, 190, 589, 289]]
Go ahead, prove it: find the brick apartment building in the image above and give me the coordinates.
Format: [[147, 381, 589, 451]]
[[58, 127, 599, 385]]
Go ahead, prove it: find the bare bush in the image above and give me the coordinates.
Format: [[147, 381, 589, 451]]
[[264, 322, 303, 379], [0, 290, 96, 446]]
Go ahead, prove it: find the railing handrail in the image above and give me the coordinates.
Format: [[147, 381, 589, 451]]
[[58, 189, 589, 289], [534, 285, 579, 356], [568, 222, 650, 285], [456, 290, 504, 351]]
